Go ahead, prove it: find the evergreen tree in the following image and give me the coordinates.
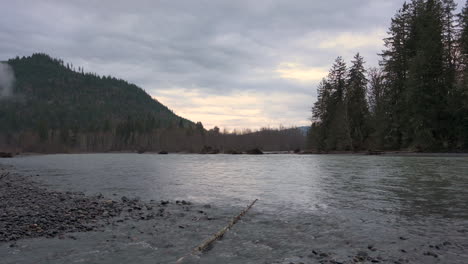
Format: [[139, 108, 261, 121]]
[[405, 0, 446, 150], [456, 0, 468, 148], [380, 2, 414, 149], [310, 57, 352, 151], [327, 57, 351, 150], [311, 79, 332, 150], [312, 80, 330, 122], [440, 0, 459, 147], [367, 67, 386, 149], [441, 0, 457, 84], [346, 53, 369, 150]]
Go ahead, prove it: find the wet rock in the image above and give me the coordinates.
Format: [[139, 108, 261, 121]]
[[199, 146, 220, 154], [246, 148, 263, 155], [224, 149, 242, 155], [0, 152, 13, 158], [319, 252, 329, 258], [423, 251, 438, 258], [368, 245, 377, 251]]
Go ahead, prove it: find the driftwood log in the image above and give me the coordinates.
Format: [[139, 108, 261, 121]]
[[0, 172, 10, 180], [176, 199, 258, 263]]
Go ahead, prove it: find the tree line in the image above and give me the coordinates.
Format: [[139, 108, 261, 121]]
[[0, 124, 306, 153], [309, 0, 468, 152]]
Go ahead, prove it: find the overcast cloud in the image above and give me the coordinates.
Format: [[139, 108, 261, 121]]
[[1, 0, 461, 129]]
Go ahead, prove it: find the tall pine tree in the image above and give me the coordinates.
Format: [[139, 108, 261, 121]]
[[310, 57, 352, 151], [456, 0, 468, 148], [405, 0, 446, 150], [380, 2, 414, 149], [310, 79, 332, 151], [346, 53, 369, 150]]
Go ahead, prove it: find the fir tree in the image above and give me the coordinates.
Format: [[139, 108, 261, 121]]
[[405, 0, 446, 150], [311, 79, 332, 150], [346, 53, 369, 150], [380, 2, 414, 149], [367, 67, 386, 149], [456, 0, 468, 148]]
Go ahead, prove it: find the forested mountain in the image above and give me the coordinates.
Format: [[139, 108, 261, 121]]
[[309, 0, 468, 152], [1, 53, 191, 132], [0, 53, 194, 152], [0, 53, 305, 153]]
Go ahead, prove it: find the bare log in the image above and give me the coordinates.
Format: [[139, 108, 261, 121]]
[[176, 199, 258, 263], [0, 172, 10, 180]]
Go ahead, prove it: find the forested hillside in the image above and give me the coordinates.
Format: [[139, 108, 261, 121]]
[[0, 53, 194, 152], [309, 0, 468, 152], [0, 53, 305, 153], [1, 53, 191, 130]]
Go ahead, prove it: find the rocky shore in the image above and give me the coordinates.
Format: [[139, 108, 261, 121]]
[[0, 166, 200, 244]]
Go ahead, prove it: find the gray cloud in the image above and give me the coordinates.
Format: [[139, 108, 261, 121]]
[[0, 63, 15, 98], [1, 0, 462, 128]]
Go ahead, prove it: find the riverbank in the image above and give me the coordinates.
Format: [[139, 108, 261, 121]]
[[3, 150, 468, 158], [0, 166, 184, 242], [0, 165, 229, 263]]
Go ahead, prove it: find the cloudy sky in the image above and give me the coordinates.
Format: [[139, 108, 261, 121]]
[[1, 0, 463, 130]]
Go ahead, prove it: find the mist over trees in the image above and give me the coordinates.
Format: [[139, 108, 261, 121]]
[[309, 0, 468, 152]]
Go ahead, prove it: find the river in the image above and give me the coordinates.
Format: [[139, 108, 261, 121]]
[[1, 153, 468, 263]]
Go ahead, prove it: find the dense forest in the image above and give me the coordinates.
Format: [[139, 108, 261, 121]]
[[0, 53, 305, 153], [309, 0, 468, 152]]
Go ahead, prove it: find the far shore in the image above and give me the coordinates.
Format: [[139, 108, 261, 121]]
[[1, 150, 468, 158]]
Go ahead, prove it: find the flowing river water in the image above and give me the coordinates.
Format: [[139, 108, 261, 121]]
[[1, 153, 468, 263]]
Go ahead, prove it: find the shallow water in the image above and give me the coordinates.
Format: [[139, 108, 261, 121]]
[[2, 153, 468, 263]]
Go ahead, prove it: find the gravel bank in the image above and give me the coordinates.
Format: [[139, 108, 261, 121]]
[[0, 166, 199, 243]]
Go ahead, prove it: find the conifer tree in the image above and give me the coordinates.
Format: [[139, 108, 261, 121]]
[[405, 0, 446, 150], [441, 0, 457, 85], [380, 2, 414, 149], [456, 0, 468, 148], [367, 68, 386, 148], [459, 1, 468, 80], [325, 57, 352, 150], [346, 53, 369, 150], [311, 79, 332, 150]]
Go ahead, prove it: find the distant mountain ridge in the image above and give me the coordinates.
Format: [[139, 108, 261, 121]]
[[297, 126, 310, 136]]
